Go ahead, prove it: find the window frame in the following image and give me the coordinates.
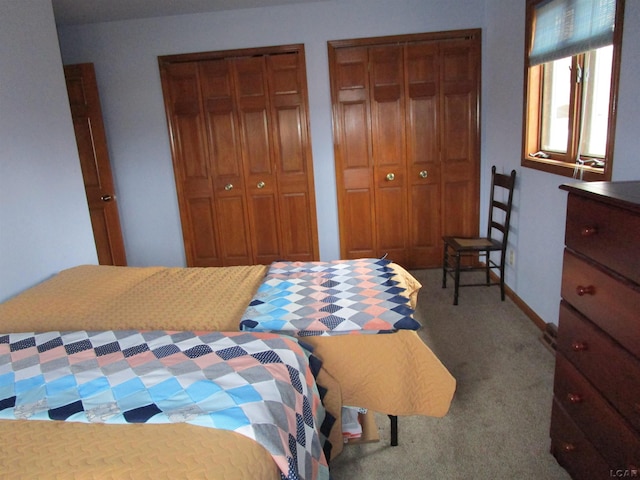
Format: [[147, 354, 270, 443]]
[[522, 0, 625, 182]]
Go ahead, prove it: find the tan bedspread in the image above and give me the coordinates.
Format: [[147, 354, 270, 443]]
[[0, 263, 455, 477], [0, 366, 342, 480], [3, 421, 280, 479], [0, 264, 269, 332]]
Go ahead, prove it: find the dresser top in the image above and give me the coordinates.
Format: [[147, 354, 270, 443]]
[[560, 181, 640, 214]]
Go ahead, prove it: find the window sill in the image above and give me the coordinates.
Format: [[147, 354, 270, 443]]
[[522, 156, 610, 182]]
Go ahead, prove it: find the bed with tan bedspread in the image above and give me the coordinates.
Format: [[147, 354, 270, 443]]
[[0, 263, 455, 479]]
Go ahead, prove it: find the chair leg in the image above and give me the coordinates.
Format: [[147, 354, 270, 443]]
[[453, 252, 461, 305], [442, 244, 449, 289], [485, 252, 491, 286]]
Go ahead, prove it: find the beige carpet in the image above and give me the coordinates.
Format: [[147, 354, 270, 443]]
[[329, 269, 571, 479]]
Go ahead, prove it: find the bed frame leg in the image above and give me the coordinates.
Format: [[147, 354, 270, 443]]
[[388, 415, 398, 446]]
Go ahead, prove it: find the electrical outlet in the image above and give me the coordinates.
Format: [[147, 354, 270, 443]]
[[508, 249, 515, 266]]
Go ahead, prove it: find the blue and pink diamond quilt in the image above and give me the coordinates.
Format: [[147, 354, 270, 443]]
[[0, 330, 330, 480], [240, 258, 421, 336]]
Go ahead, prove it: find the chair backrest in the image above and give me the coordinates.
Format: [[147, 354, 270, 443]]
[[486, 166, 517, 248]]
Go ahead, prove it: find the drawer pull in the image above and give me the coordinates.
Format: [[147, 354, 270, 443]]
[[571, 341, 588, 352], [576, 285, 595, 296], [567, 393, 583, 404], [562, 443, 576, 453], [580, 226, 598, 237]]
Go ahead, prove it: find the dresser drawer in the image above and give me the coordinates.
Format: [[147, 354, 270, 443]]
[[550, 399, 610, 480], [565, 194, 640, 285], [557, 301, 640, 432], [553, 353, 640, 469], [561, 250, 640, 358]]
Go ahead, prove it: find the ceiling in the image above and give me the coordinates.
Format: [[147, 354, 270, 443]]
[[51, 0, 324, 26]]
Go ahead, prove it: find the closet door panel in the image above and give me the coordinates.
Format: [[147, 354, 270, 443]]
[[235, 57, 276, 180], [280, 192, 314, 257], [343, 102, 370, 168], [274, 104, 316, 260], [162, 62, 222, 266], [216, 197, 253, 263], [442, 93, 472, 161], [200, 60, 253, 265], [161, 45, 318, 266], [344, 189, 376, 258], [370, 46, 407, 264], [440, 41, 480, 239], [276, 106, 304, 172], [410, 184, 440, 264], [241, 112, 272, 173], [268, 52, 318, 261], [406, 43, 442, 266], [200, 61, 242, 178], [442, 180, 475, 237], [235, 57, 282, 263], [331, 46, 376, 258], [188, 198, 220, 264], [250, 195, 281, 264], [329, 31, 480, 270], [376, 186, 408, 265]]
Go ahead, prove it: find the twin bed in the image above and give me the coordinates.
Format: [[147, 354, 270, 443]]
[[0, 259, 455, 479]]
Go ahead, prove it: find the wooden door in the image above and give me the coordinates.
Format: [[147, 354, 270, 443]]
[[159, 45, 318, 266], [405, 42, 441, 267], [370, 45, 409, 266], [329, 30, 480, 269], [234, 56, 282, 265], [161, 62, 227, 266], [267, 51, 319, 263], [64, 63, 127, 266], [331, 46, 376, 259], [331, 44, 410, 263], [201, 59, 254, 265], [440, 39, 481, 240]]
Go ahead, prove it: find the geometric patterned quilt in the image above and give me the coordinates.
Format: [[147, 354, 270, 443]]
[[0, 330, 330, 480], [240, 258, 421, 336]]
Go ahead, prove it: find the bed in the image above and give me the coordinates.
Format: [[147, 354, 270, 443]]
[[0, 260, 455, 479]]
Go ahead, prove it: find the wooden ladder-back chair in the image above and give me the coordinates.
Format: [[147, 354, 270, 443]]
[[442, 166, 517, 305]]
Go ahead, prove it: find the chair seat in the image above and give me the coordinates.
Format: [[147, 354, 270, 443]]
[[443, 236, 502, 252]]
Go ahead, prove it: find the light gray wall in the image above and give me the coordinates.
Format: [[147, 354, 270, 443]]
[[3, 0, 638, 326], [0, 0, 97, 302], [482, 0, 640, 324], [56, 0, 485, 268], [56, 0, 640, 326]]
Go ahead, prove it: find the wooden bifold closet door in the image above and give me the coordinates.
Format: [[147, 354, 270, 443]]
[[159, 45, 319, 266], [329, 30, 481, 269]]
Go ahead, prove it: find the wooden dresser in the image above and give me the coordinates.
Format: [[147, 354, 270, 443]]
[[551, 181, 640, 479]]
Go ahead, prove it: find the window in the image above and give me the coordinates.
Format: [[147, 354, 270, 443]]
[[522, 0, 625, 181]]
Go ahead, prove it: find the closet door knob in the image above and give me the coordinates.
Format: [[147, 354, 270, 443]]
[[571, 341, 588, 352], [567, 393, 583, 404], [101, 194, 113, 202], [225, 184, 233, 191], [257, 181, 265, 189], [576, 285, 595, 296], [419, 170, 428, 178], [386, 173, 395, 181]]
